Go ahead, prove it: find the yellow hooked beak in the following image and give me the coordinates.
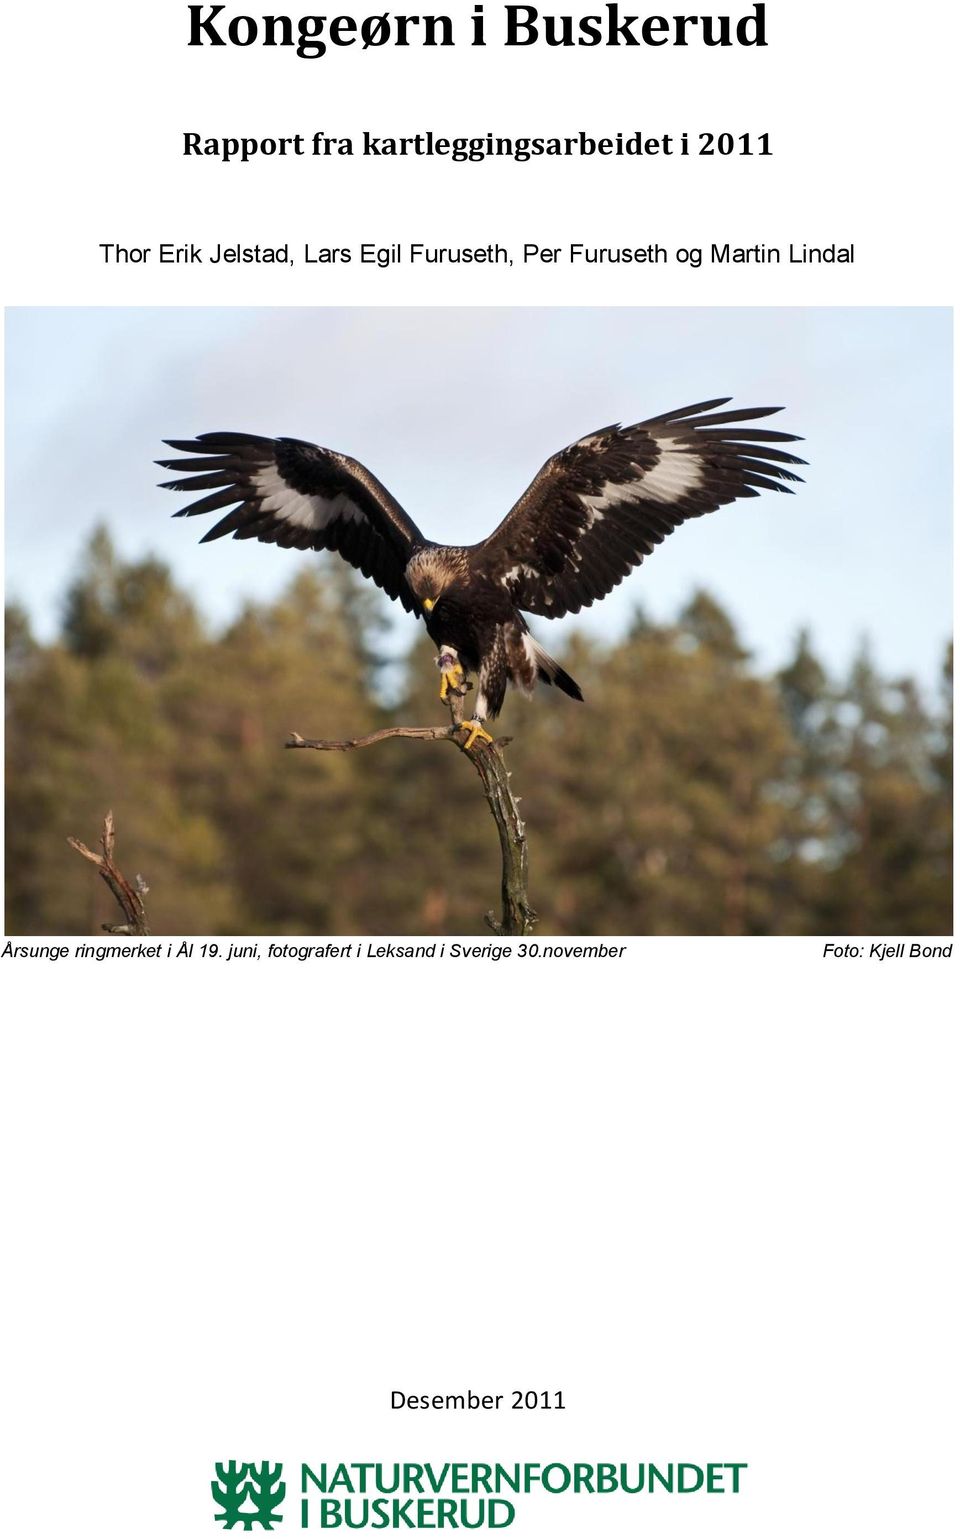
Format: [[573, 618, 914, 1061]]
[[423, 597, 436, 612]]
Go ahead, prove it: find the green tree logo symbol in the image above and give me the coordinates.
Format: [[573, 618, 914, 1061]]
[[212, 1462, 285, 1530]]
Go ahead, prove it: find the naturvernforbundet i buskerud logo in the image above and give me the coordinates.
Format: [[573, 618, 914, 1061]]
[[212, 1462, 285, 1530]]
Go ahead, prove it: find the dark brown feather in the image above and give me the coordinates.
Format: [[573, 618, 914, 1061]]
[[158, 432, 425, 612], [473, 400, 805, 617]]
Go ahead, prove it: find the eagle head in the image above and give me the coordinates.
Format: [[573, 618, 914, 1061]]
[[406, 548, 463, 612]]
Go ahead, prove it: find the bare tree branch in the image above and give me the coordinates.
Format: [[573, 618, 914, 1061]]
[[287, 725, 458, 750], [67, 812, 150, 935], [286, 676, 536, 936]]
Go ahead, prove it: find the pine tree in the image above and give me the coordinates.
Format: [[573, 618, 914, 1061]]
[[815, 642, 951, 933]]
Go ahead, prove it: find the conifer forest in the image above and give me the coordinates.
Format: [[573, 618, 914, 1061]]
[[5, 529, 952, 936]]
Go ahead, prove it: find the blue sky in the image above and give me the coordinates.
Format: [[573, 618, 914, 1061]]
[[4, 306, 952, 687]]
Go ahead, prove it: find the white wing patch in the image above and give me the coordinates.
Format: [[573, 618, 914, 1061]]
[[579, 442, 703, 520], [253, 464, 363, 530], [640, 441, 703, 504]]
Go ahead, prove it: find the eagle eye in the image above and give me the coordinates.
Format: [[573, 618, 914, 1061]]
[[423, 597, 436, 611]]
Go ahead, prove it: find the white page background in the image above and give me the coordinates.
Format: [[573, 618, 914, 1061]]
[[1, 2, 957, 1536]]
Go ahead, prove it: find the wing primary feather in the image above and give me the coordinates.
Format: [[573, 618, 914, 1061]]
[[675, 404, 787, 426], [156, 456, 234, 473], [639, 397, 732, 424], [175, 487, 245, 518], [199, 504, 257, 542], [693, 426, 803, 443], [735, 456, 805, 482], [739, 472, 797, 494], [158, 472, 236, 492], [723, 444, 807, 466], [193, 431, 277, 450]]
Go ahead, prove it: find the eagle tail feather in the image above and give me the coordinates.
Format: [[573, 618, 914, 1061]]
[[529, 637, 584, 702]]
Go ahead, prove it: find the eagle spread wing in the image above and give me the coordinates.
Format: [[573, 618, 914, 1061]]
[[157, 433, 424, 612], [475, 399, 806, 617]]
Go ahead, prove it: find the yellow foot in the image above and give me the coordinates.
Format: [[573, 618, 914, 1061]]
[[439, 663, 465, 701], [459, 718, 494, 751]]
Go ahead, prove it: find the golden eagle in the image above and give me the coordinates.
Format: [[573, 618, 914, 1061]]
[[158, 398, 804, 748]]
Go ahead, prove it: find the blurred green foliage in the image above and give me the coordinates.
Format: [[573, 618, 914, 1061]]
[[5, 529, 952, 936]]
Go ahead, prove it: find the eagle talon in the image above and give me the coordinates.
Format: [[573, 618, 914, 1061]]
[[459, 719, 494, 751], [439, 662, 465, 701]]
